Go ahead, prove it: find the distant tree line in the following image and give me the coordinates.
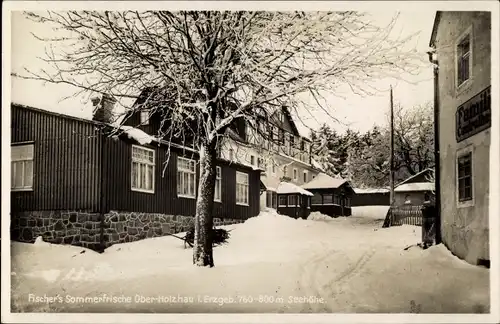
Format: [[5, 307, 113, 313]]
[[311, 102, 434, 188]]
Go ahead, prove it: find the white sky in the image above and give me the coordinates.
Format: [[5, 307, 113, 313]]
[[10, 9, 436, 134]]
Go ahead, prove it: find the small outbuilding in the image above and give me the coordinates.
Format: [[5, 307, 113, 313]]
[[276, 182, 313, 219], [394, 168, 435, 206], [302, 173, 355, 217], [352, 188, 390, 206]]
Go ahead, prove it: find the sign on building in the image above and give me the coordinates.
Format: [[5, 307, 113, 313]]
[[456, 86, 491, 142]]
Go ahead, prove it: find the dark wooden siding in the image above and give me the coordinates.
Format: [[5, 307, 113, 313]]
[[352, 192, 390, 206], [11, 105, 102, 212], [308, 187, 353, 217], [104, 138, 261, 220]]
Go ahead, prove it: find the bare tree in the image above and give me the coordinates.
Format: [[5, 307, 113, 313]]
[[15, 10, 426, 267], [393, 102, 434, 176], [347, 102, 434, 188]]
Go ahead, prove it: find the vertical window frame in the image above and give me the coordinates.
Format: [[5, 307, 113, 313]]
[[236, 171, 249, 206], [177, 156, 197, 199], [456, 147, 475, 208], [131, 145, 155, 194], [11, 142, 35, 191], [140, 109, 151, 126], [455, 26, 473, 91], [214, 166, 222, 202]]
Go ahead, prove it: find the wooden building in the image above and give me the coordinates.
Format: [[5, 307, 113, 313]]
[[302, 173, 354, 217], [276, 182, 313, 219], [394, 169, 435, 207], [10, 104, 262, 251], [352, 188, 390, 207]]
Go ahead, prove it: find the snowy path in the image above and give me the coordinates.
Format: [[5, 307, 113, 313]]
[[10, 208, 490, 313]]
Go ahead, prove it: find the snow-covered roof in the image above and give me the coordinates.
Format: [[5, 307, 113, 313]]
[[353, 188, 390, 194], [276, 182, 313, 196], [397, 168, 434, 186], [395, 182, 435, 192], [118, 125, 157, 145], [302, 173, 347, 190]]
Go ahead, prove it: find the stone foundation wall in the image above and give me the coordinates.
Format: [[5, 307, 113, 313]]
[[102, 211, 244, 248], [11, 211, 102, 251], [11, 210, 245, 251]]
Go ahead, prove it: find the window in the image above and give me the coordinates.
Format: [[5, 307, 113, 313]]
[[250, 155, 255, 166], [458, 152, 473, 202], [11, 144, 34, 190], [236, 171, 249, 205], [293, 168, 298, 180], [288, 195, 298, 206], [323, 194, 333, 204], [214, 166, 222, 202], [140, 110, 150, 125], [333, 194, 340, 205], [131, 145, 155, 193], [311, 193, 322, 205], [345, 197, 351, 208], [177, 157, 196, 198], [303, 171, 308, 183], [278, 129, 285, 145], [279, 196, 287, 207], [283, 166, 288, 177], [457, 32, 471, 87], [272, 163, 276, 174]]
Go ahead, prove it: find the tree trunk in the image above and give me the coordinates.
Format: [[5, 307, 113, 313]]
[[193, 142, 217, 267]]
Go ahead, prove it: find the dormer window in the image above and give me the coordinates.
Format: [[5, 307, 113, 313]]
[[140, 110, 150, 125]]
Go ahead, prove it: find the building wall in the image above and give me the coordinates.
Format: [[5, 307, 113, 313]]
[[351, 192, 390, 207], [394, 191, 432, 207], [104, 137, 261, 220], [11, 105, 102, 212], [434, 11, 491, 264], [11, 210, 244, 251]]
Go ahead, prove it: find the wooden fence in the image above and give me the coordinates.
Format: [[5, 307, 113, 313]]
[[382, 205, 423, 227]]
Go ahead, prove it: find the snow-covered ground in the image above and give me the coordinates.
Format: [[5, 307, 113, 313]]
[[10, 207, 489, 314]]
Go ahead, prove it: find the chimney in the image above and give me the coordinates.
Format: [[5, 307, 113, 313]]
[[92, 94, 116, 123]]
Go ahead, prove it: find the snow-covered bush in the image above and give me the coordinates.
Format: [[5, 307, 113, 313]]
[[184, 227, 230, 248], [307, 212, 332, 221]]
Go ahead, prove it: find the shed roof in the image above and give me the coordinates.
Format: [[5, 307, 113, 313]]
[[276, 182, 313, 196], [395, 182, 435, 192], [302, 172, 347, 190]]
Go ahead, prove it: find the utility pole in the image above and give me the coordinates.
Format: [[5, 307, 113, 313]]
[[389, 85, 395, 208]]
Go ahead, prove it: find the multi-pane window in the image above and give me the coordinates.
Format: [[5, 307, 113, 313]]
[[457, 33, 471, 86], [288, 195, 298, 206], [458, 152, 473, 201], [11, 144, 34, 190], [131, 145, 155, 193], [278, 196, 287, 207], [236, 171, 249, 205], [311, 193, 322, 205], [323, 194, 333, 204], [140, 109, 150, 125], [177, 157, 196, 198], [214, 166, 222, 202]]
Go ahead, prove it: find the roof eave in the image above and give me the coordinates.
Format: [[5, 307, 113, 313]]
[[429, 11, 442, 47]]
